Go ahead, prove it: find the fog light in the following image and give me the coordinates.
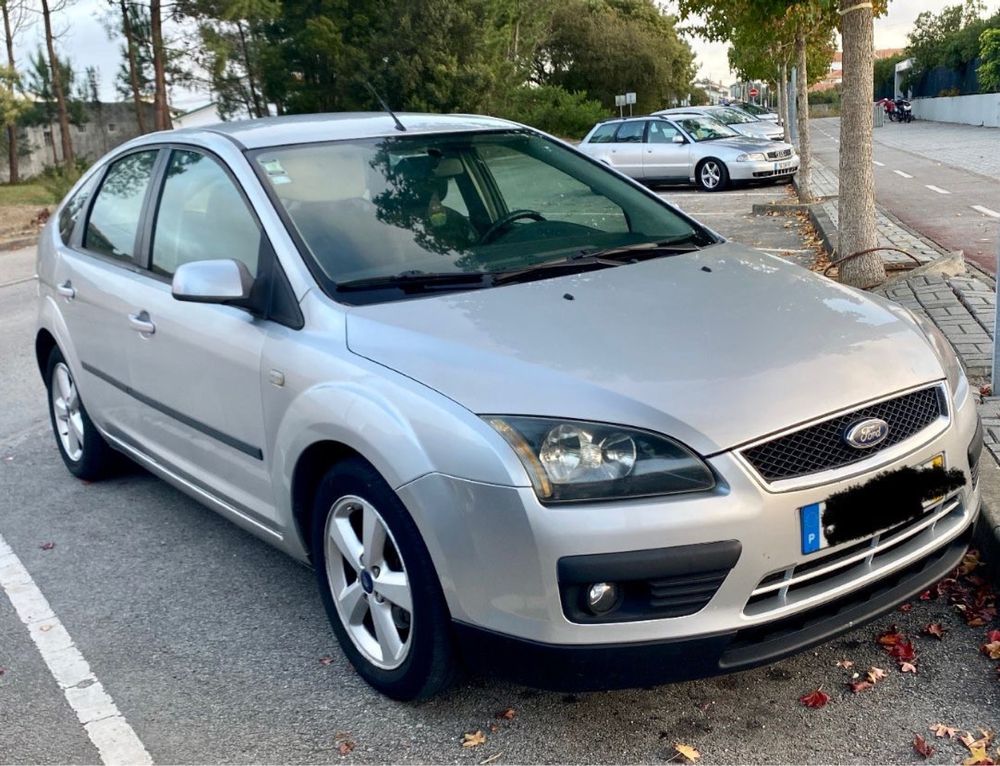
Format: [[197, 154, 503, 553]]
[[586, 582, 619, 614]]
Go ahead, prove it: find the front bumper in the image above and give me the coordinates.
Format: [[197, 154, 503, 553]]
[[452, 521, 973, 690], [729, 157, 800, 181], [395, 382, 980, 681]]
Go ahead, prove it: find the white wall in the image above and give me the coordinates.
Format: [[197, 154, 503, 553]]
[[912, 93, 1000, 128]]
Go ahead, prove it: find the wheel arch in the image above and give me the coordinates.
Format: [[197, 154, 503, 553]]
[[35, 328, 58, 381], [290, 439, 365, 561]]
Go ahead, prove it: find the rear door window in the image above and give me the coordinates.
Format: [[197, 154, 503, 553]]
[[647, 122, 681, 144], [85, 150, 159, 262], [614, 122, 646, 143]]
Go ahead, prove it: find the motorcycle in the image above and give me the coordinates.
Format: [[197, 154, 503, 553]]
[[877, 97, 897, 121], [893, 98, 913, 123]]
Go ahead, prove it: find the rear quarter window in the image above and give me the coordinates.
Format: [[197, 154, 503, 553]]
[[57, 173, 99, 244], [587, 124, 618, 144]]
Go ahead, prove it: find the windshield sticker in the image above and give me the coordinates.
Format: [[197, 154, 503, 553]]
[[259, 158, 286, 175], [270, 175, 292, 185]]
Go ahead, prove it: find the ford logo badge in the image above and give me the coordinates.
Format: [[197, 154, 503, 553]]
[[844, 418, 890, 449]]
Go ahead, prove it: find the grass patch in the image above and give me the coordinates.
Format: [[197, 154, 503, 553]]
[[0, 182, 59, 206]]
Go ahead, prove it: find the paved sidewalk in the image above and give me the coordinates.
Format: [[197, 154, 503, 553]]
[[798, 153, 1000, 550]]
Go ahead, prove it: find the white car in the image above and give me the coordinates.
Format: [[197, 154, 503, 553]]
[[657, 106, 785, 141]]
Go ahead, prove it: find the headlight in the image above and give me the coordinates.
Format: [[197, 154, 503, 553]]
[[736, 152, 767, 162], [485, 417, 715, 503], [908, 309, 966, 400]]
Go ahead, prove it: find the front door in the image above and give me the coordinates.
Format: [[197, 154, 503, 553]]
[[124, 148, 275, 525], [643, 121, 691, 181]]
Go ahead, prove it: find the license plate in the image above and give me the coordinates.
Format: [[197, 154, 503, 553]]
[[798, 454, 944, 554], [773, 160, 795, 172]]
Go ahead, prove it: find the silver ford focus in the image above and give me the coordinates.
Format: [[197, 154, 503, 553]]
[[35, 113, 982, 701]]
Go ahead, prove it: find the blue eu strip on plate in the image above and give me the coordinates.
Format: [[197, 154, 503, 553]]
[[799, 502, 826, 554]]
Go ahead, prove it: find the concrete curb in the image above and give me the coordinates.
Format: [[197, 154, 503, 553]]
[[0, 236, 38, 252]]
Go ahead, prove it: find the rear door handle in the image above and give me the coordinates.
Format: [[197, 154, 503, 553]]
[[56, 280, 75, 299], [128, 311, 156, 335]]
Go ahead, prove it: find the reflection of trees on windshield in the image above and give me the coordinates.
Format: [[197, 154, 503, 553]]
[[367, 141, 474, 258]]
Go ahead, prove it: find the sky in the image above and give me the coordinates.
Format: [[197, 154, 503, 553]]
[[11, 0, 1000, 111]]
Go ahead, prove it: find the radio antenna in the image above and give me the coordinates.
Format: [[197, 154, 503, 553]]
[[364, 82, 407, 132]]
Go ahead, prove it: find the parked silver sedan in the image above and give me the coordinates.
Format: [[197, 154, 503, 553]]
[[578, 114, 798, 190], [657, 105, 785, 141], [37, 112, 980, 702]]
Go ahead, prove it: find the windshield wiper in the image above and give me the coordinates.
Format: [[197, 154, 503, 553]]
[[492, 239, 704, 286], [335, 270, 491, 293]]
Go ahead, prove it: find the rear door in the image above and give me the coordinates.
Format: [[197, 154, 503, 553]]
[[643, 121, 691, 181], [607, 121, 646, 178], [54, 149, 162, 443], [123, 147, 277, 525]]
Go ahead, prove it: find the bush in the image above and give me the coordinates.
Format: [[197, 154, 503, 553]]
[[493, 85, 608, 140], [36, 159, 88, 202]]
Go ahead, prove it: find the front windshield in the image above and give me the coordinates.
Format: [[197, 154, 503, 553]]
[[710, 107, 757, 125], [254, 131, 707, 296], [741, 103, 768, 116], [675, 117, 739, 142]]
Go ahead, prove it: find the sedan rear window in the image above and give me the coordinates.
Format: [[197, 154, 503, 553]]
[[253, 130, 707, 300]]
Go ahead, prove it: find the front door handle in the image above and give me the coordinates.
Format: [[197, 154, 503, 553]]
[[128, 311, 156, 335], [56, 280, 75, 299]]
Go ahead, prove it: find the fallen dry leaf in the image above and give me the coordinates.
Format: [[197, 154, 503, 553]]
[[800, 688, 830, 708], [496, 708, 516, 720], [889, 639, 916, 665], [913, 734, 935, 758], [982, 641, 1000, 660], [959, 550, 982, 576], [900, 662, 917, 674], [877, 627, 904, 646], [866, 666, 888, 684], [673, 743, 700, 763], [836, 659, 854, 669], [39, 542, 55, 551], [848, 680, 873, 694], [319, 656, 334, 666], [988, 630, 1000, 643], [479, 753, 504, 766], [962, 746, 995, 766], [923, 622, 947, 640], [931, 723, 960, 739], [462, 731, 487, 749], [899, 602, 914, 613], [337, 741, 355, 756], [960, 731, 995, 754]]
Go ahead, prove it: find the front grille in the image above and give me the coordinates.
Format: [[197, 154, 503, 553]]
[[744, 494, 965, 617], [767, 148, 793, 160], [742, 386, 945, 482], [647, 569, 732, 617]]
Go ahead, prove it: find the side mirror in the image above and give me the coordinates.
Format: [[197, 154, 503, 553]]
[[172, 259, 254, 305], [672, 134, 686, 144]]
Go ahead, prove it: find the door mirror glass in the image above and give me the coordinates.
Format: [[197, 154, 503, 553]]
[[171, 259, 254, 305], [672, 134, 686, 144]]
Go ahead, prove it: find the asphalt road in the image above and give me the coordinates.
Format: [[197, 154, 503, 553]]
[[811, 117, 1000, 274], [2, 199, 999, 764]]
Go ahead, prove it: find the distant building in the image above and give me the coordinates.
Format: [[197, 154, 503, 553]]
[[811, 48, 904, 92], [1, 101, 156, 183], [173, 103, 226, 129], [691, 78, 731, 105]]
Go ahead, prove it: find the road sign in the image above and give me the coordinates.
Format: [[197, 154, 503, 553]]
[[625, 92, 636, 105], [614, 94, 626, 107], [749, 86, 759, 98]]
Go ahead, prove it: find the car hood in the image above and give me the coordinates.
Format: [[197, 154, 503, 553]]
[[702, 136, 780, 154], [345, 243, 944, 456]]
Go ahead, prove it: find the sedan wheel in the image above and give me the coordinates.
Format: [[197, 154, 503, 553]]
[[311, 458, 456, 700], [698, 159, 728, 192], [324, 495, 413, 670], [45, 347, 118, 480]]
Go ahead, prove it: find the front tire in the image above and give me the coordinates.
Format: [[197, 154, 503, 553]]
[[697, 159, 729, 192], [45, 348, 118, 481], [310, 457, 456, 700]]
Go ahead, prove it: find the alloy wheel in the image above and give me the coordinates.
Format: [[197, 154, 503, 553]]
[[701, 161, 722, 189], [324, 495, 413, 669], [51, 362, 84, 462]]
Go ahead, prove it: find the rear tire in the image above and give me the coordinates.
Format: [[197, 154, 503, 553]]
[[310, 457, 457, 700], [697, 159, 729, 192], [45, 348, 119, 481]]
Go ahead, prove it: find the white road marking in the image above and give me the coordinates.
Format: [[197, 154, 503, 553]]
[[893, 170, 914, 179], [873, 161, 885, 167], [925, 185, 951, 195], [0, 535, 153, 765], [756, 247, 813, 253], [972, 205, 1000, 219], [0, 275, 37, 289]]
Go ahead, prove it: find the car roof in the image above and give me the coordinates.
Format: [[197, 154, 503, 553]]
[[158, 112, 522, 150]]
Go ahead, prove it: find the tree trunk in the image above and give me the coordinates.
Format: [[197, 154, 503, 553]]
[[40, 0, 73, 169], [150, 0, 171, 130], [120, 0, 147, 133], [2, 0, 18, 183], [779, 60, 791, 143], [837, 0, 885, 288], [794, 28, 811, 201], [236, 20, 264, 118]]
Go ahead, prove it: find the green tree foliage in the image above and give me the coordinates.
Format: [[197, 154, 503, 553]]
[[905, 1, 1000, 89], [179, 0, 692, 136], [0, 64, 26, 130], [22, 48, 84, 127], [873, 53, 906, 98], [980, 28, 1000, 92]]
